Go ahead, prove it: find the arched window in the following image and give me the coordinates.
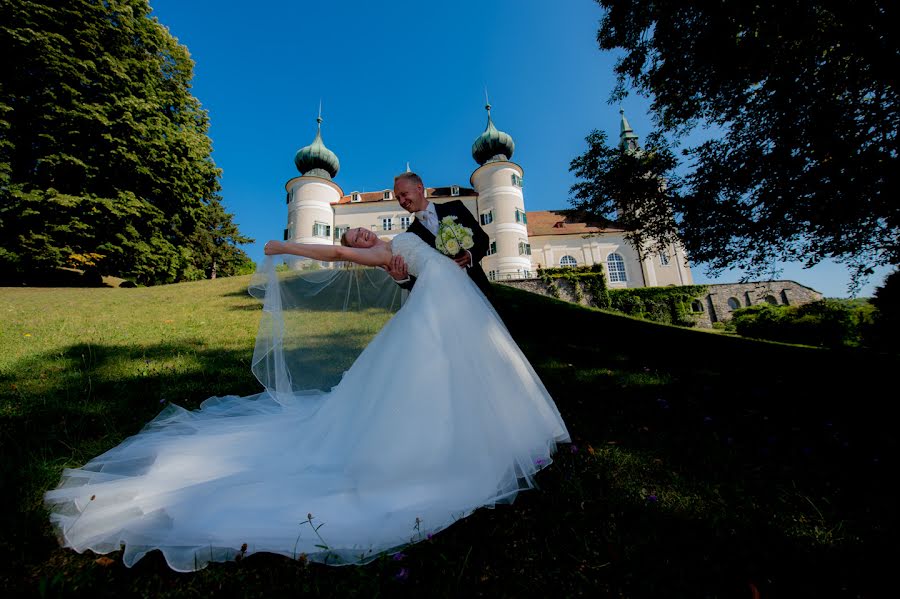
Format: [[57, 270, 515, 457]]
[[560, 255, 577, 268], [727, 297, 741, 310], [691, 300, 704, 312], [764, 295, 778, 305], [607, 253, 627, 282]]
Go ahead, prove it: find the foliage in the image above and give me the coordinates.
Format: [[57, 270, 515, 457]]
[[864, 269, 900, 352], [0, 0, 251, 285], [731, 299, 875, 348], [539, 263, 605, 304], [1, 281, 896, 596], [582, 1, 899, 293], [605, 285, 707, 327], [538, 263, 705, 327], [569, 129, 682, 258]]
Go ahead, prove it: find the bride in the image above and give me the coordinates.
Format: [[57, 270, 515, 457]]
[[44, 228, 570, 571]]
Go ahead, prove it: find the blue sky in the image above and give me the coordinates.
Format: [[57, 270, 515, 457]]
[[148, 0, 892, 298]]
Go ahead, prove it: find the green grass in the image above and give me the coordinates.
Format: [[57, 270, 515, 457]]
[[1, 279, 896, 597]]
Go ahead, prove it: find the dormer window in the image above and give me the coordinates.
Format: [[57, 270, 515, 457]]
[[450, 185, 460, 196], [351, 192, 361, 203], [383, 190, 392, 200]]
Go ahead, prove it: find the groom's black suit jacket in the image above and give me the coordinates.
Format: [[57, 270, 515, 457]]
[[400, 200, 493, 298]]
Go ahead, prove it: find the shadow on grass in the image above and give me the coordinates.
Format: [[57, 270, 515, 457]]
[[0, 331, 379, 589], [0, 285, 895, 597]]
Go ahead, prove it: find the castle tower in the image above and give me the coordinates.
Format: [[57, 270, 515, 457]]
[[285, 114, 341, 245], [470, 104, 531, 279]]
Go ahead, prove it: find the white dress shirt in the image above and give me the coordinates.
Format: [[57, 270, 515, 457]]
[[415, 202, 439, 236]]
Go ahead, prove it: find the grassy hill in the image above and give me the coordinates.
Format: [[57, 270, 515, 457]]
[[0, 278, 896, 597]]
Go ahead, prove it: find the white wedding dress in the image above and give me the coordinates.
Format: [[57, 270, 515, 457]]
[[45, 233, 570, 571]]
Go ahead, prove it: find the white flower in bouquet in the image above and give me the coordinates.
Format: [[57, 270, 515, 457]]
[[434, 215, 474, 258]]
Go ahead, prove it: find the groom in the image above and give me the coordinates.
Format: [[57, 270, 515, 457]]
[[387, 171, 493, 298]]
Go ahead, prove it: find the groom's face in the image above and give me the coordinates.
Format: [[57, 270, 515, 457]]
[[395, 178, 427, 214]]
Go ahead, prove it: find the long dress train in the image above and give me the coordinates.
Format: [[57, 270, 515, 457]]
[[44, 233, 570, 571]]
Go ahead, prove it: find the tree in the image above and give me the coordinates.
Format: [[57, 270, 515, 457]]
[[577, 1, 899, 292], [189, 199, 255, 280], [0, 0, 251, 284], [866, 269, 900, 351], [569, 129, 682, 259]]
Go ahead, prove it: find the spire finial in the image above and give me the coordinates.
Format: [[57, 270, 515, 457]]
[[405, 161, 411, 173], [317, 100, 323, 127], [484, 86, 491, 112]]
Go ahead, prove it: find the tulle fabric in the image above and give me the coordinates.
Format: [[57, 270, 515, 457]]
[[44, 234, 570, 571]]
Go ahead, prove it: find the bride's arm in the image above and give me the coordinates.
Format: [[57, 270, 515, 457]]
[[264, 240, 392, 267]]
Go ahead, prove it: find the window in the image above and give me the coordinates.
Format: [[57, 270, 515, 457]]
[[727, 297, 741, 310], [518, 241, 531, 256], [515, 208, 528, 224], [560, 255, 577, 268], [607, 253, 627, 282], [691, 300, 704, 312], [313, 222, 331, 238], [488, 270, 497, 281], [487, 241, 496, 255], [451, 185, 460, 196], [383, 190, 392, 200], [659, 251, 670, 266], [400, 216, 410, 229], [286, 192, 291, 204], [283, 228, 289, 241], [351, 192, 361, 202], [334, 226, 349, 241], [764, 295, 778, 305], [511, 173, 523, 187], [480, 210, 493, 226], [382, 217, 393, 231]]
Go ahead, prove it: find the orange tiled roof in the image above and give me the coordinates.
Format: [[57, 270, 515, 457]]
[[526, 210, 624, 236], [334, 186, 476, 205]]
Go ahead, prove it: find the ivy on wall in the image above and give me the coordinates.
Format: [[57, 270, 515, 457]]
[[536, 265, 707, 327]]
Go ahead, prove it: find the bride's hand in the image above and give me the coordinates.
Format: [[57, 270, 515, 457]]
[[264, 241, 281, 255]]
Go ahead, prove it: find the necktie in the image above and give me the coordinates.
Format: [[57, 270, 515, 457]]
[[417, 210, 435, 233]]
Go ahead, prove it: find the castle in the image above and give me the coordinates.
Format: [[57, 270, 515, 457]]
[[282, 107, 693, 289]]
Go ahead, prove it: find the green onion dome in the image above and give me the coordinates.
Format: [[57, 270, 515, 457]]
[[294, 117, 340, 179], [471, 104, 515, 165]]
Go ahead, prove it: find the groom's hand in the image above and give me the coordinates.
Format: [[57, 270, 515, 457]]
[[384, 255, 409, 282], [453, 250, 473, 269]]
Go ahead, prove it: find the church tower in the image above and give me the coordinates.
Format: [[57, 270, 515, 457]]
[[619, 108, 640, 152], [470, 104, 532, 279], [285, 114, 341, 245]]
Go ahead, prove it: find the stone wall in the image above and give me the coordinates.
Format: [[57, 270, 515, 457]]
[[498, 278, 824, 329], [698, 280, 823, 328], [498, 278, 596, 307]]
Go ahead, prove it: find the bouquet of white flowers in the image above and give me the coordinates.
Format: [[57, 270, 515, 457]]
[[435, 215, 475, 259]]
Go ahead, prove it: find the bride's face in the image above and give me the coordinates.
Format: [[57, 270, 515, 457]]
[[345, 227, 378, 248]]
